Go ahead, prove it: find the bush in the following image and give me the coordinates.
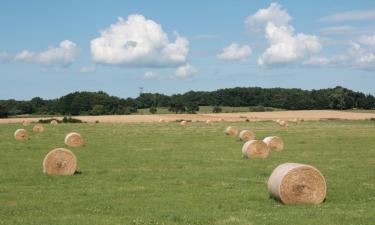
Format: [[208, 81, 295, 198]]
[[62, 117, 83, 123], [0, 105, 8, 118], [212, 106, 222, 113], [38, 118, 61, 123], [149, 106, 157, 114], [186, 102, 199, 114]]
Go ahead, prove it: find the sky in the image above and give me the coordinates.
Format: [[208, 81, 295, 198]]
[[1, 0, 375, 100]]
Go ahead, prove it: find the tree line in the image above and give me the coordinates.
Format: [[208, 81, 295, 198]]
[[0, 86, 374, 118]]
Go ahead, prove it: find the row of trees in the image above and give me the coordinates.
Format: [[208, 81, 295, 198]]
[[0, 86, 374, 117]]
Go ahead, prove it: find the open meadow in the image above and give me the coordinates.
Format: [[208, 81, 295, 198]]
[[0, 120, 374, 224]]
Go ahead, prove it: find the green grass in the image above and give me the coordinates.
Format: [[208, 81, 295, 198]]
[[0, 120, 374, 225]]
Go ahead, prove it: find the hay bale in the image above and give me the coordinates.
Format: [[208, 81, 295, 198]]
[[268, 163, 326, 204], [241, 140, 269, 159], [206, 120, 212, 125], [225, 126, 239, 136], [158, 119, 165, 123], [50, 120, 58, 125], [275, 119, 281, 124], [43, 148, 77, 175], [33, 124, 45, 132], [180, 120, 187, 126], [64, 132, 84, 148], [279, 120, 288, 127], [239, 130, 255, 142], [263, 136, 284, 151], [14, 129, 29, 140], [22, 120, 31, 126]]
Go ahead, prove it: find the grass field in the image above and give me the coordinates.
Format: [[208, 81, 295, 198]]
[[0, 120, 374, 224]]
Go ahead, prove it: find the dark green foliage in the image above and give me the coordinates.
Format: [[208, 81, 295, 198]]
[[149, 105, 157, 114], [212, 106, 222, 113], [186, 102, 199, 114], [38, 118, 61, 123], [168, 101, 186, 114], [62, 116, 83, 123], [0, 104, 8, 118]]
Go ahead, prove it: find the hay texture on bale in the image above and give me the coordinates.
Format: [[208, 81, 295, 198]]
[[158, 119, 165, 123], [50, 120, 58, 125], [14, 129, 29, 140], [180, 120, 188, 126], [279, 120, 288, 127], [263, 136, 284, 151], [206, 120, 212, 126], [64, 132, 84, 148], [43, 148, 77, 176], [268, 163, 326, 204], [22, 120, 31, 126], [242, 140, 269, 159], [225, 126, 239, 136], [239, 130, 255, 142], [33, 124, 45, 132]]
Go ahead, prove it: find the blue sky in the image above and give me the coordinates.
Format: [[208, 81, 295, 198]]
[[1, 0, 375, 100]]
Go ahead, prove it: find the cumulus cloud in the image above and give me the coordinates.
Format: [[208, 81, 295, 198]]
[[90, 15, 189, 67], [245, 2, 291, 33], [175, 64, 197, 77], [319, 26, 358, 35], [320, 9, 375, 23], [217, 43, 252, 61], [358, 35, 375, 46], [304, 40, 375, 71], [143, 71, 159, 78], [14, 40, 78, 67], [79, 66, 96, 73], [245, 3, 321, 68]]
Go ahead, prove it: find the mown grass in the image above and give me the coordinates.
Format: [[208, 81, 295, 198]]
[[0, 120, 374, 225]]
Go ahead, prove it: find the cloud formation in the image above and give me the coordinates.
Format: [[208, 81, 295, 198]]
[[320, 9, 375, 23], [79, 66, 96, 73], [175, 64, 197, 77], [11, 40, 78, 67], [143, 71, 159, 78], [246, 3, 321, 68], [91, 15, 189, 67], [217, 43, 252, 61]]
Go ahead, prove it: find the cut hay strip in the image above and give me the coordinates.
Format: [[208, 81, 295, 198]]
[[14, 129, 29, 140], [180, 120, 188, 126], [33, 124, 45, 132], [263, 136, 284, 151], [43, 148, 77, 175], [225, 126, 239, 136], [64, 132, 84, 148], [22, 120, 31, 126], [50, 120, 58, 125], [268, 163, 326, 204], [241, 140, 269, 159], [206, 120, 212, 126], [279, 120, 288, 127], [239, 130, 255, 142]]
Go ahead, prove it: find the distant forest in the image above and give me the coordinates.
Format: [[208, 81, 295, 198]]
[[0, 86, 374, 118]]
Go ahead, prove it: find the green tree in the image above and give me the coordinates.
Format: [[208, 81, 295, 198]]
[[149, 105, 157, 114], [186, 102, 199, 114], [212, 106, 222, 113]]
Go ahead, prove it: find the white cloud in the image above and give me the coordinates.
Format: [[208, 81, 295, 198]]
[[143, 71, 159, 78], [79, 66, 96, 73], [245, 2, 291, 33], [14, 40, 78, 67], [258, 23, 321, 68], [0, 52, 10, 62], [90, 15, 189, 67], [175, 64, 197, 77], [217, 43, 252, 61], [358, 35, 375, 46], [320, 10, 375, 23], [319, 26, 358, 35], [303, 41, 375, 71]]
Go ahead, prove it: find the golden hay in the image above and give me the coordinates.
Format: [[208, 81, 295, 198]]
[[22, 120, 31, 126], [33, 124, 45, 132], [50, 120, 58, 125], [206, 120, 212, 125], [14, 129, 29, 140], [180, 120, 188, 126], [268, 163, 326, 204], [279, 120, 288, 127], [43, 148, 77, 175], [158, 119, 165, 123], [225, 126, 239, 136], [241, 140, 269, 159], [263, 136, 284, 151], [239, 130, 255, 142], [64, 132, 84, 148]]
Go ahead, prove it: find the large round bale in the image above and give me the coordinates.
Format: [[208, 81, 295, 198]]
[[33, 124, 45, 133], [268, 163, 326, 204], [50, 120, 58, 125], [263, 136, 284, 151], [14, 129, 29, 140], [206, 120, 212, 126], [158, 119, 165, 123], [225, 126, 239, 136], [43, 148, 77, 175], [275, 119, 281, 124], [241, 140, 269, 159], [22, 120, 31, 126], [279, 120, 288, 127], [239, 130, 255, 142], [180, 120, 188, 126], [64, 132, 84, 148]]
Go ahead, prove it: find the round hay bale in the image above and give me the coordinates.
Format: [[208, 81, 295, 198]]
[[158, 119, 165, 123], [268, 163, 326, 204], [279, 120, 288, 127], [14, 129, 29, 140], [241, 140, 269, 159], [206, 120, 212, 125], [275, 119, 281, 124], [50, 120, 58, 125], [263, 136, 284, 151], [180, 120, 187, 126], [43, 148, 77, 175], [239, 130, 255, 142], [33, 124, 45, 132], [225, 126, 239, 136], [64, 132, 84, 148]]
